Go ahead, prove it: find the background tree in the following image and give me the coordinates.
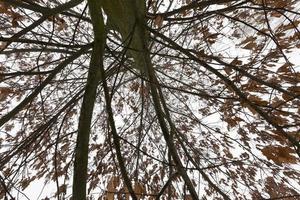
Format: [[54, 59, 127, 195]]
[[0, 0, 300, 199]]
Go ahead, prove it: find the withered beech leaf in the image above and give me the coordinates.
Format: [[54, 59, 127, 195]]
[[154, 15, 163, 28], [261, 145, 298, 164]]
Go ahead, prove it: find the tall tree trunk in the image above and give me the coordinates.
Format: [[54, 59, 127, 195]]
[[72, 0, 105, 199]]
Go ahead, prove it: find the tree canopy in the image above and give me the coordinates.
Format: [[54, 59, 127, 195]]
[[0, 0, 300, 199]]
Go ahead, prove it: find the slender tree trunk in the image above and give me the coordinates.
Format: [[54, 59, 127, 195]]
[[72, 1, 105, 199]]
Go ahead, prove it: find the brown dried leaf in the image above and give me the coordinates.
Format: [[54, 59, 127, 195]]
[[282, 93, 292, 101], [277, 62, 292, 73], [271, 115, 288, 125], [154, 15, 163, 28], [56, 17, 67, 31], [287, 86, 300, 94], [248, 95, 268, 106], [270, 11, 282, 18], [58, 184, 67, 194], [0, 42, 7, 51], [20, 178, 31, 190], [230, 57, 243, 66], [0, 2, 9, 14], [261, 145, 298, 164], [242, 42, 257, 50], [106, 176, 120, 200], [134, 182, 145, 198], [0, 87, 13, 100]]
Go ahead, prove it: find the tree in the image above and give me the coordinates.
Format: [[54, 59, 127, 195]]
[[0, 0, 300, 199]]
